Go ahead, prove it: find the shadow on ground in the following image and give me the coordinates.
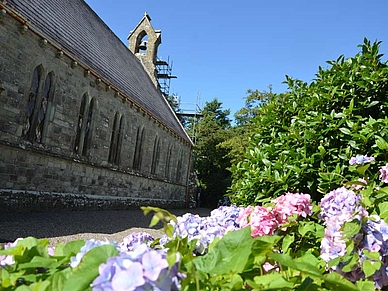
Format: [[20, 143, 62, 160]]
[[0, 208, 212, 242]]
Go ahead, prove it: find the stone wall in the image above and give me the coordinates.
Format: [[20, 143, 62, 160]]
[[0, 7, 192, 212]]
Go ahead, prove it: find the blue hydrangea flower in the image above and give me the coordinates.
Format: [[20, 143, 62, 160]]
[[120, 232, 154, 253], [349, 154, 375, 165]]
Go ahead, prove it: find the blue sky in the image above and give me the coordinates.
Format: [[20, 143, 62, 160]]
[[85, 0, 387, 117]]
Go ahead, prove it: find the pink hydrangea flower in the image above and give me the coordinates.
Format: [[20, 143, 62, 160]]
[[272, 192, 312, 225], [238, 206, 278, 238], [237, 205, 253, 228], [379, 164, 388, 183]]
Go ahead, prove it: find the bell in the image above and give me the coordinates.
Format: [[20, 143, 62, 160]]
[[139, 41, 147, 50]]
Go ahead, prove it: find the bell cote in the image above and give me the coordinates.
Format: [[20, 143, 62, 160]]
[[128, 12, 161, 86]]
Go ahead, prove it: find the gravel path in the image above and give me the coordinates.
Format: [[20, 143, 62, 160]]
[[0, 208, 211, 245]]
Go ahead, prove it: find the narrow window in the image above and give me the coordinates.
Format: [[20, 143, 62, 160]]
[[151, 136, 160, 175], [109, 112, 124, 165], [36, 73, 52, 142], [82, 97, 95, 156], [165, 144, 172, 180], [24, 66, 42, 141], [133, 127, 144, 170], [74, 94, 87, 154], [176, 151, 183, 182], [74, 95, 95, 156], [24, 67, 55, 143], [115, 115, 124, 164]]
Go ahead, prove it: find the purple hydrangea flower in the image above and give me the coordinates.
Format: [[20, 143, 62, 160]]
[[161, 206, 243, 254], [379, 164, 388, 183], [349, 154, 375, 165], [319, 187, 367, 223], [91, 244, 181, 291]]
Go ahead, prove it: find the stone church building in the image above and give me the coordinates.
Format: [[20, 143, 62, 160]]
[[0, 0, 193, 211]]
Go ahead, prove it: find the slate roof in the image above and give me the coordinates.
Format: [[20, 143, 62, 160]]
[[6, 0, 191, 144]]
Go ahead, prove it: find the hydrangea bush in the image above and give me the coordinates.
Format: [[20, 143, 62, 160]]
[[2, 156, 388, 290]]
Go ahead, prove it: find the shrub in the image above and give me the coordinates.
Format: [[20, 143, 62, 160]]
[[229, 38, 388, 205]]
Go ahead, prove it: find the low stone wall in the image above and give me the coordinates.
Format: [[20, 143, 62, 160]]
[[0, 189, 186, 212]]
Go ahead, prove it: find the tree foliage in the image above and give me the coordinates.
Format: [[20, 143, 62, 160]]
[[229, 38, 388, 206], [193, 98, 232, 207]]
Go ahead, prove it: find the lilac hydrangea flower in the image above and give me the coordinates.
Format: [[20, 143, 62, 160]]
[[0, 239, 19, 267], [349, 154, 375, 165], [120, 232, 154, 253], [91, 244, 181, 291], [319, 187, 367, 223], [161, 206, 243, 254], [70, 239, 119, 268]]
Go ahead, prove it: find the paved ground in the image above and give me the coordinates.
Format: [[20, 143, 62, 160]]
[[0, 208, 212, 245]]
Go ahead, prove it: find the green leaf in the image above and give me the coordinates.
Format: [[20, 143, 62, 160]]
[[54, 240, 84, 257], [268, 253, 323, 278], [376, 135, 388, 150], [254, 273, 294, 289], [378, 202, 388, 221], [281, 234, 294, 254], [192, 227, 253, 275], [19, 256, 61, 269], [356, 279, 376, 291], [362, 259, 381, 278], [339, 127, 352, 135], [323, 272, 360, 290], [298, 221, 316, 236]]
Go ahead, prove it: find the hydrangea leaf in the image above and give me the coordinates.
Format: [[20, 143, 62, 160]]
[[268, 253, 322, 278], [323, 272, 360, 291], [362, 260, 381, 278], [54, 240, 84, 257], [192, 227, 253, 275], [254, 273, 294, 289]]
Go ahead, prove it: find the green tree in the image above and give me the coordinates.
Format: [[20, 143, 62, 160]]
[[193, 98, 232, 207], [220, 87, 276, 165], [229, 38, 388, 206]]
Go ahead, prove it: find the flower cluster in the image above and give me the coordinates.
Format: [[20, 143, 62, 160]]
[[334, 217, 388, 289], [238, 192, 313, 238], [92, 244, 181, 291], [272, 192, 312, 225], [349, 154, 375, 165], [319, 187, 367, 264], [162, 206, 242, 254], [319, 182, 388, 289], [120, 232, 154, 253], [70, 239, 119, 268]]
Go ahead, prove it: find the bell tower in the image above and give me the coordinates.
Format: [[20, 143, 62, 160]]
[[128, 12, 161, 87]]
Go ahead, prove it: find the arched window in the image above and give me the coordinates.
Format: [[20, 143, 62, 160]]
[[165, 144, 173, 180], [74, 94, 95, 156], [74, 94, 87, 153], [24, 66, 55, 143], [109, 112, 124, 165], [150, 136, 160, 175], [82, 97, 95, 156], [175, 151, 183, 183], [133, 127, 145, 170]]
